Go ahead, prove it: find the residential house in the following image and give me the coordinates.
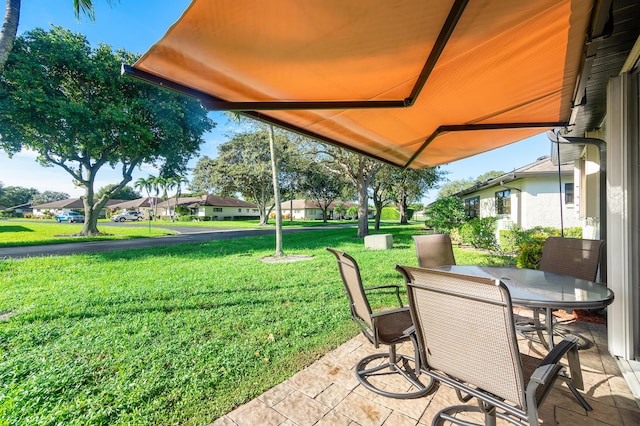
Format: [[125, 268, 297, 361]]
[[453, 156, 579, 231], [279, 200, 366, 220], [157, 194, 259, 220], [108, 197, 162, 219], [32, 198, 125, 218]]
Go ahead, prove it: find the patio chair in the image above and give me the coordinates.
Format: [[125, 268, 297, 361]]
[[413, 234, 456, 268], [396, 265, 586, 426], [326, 248, 434, 399], [519, 237, 606, 350]]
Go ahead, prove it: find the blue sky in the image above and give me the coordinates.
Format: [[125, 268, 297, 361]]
[[0, 0, 552, 202]]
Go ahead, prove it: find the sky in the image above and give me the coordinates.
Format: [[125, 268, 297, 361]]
[[0, 0, 553, 203]]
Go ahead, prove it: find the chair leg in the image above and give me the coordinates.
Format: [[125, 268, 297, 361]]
[[354, 344, 436, 399]]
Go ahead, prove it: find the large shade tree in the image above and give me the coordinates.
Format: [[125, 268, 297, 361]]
[[191, 130, 291, 226], [0, 27, 214, 235], [0, 0, 108, 71]]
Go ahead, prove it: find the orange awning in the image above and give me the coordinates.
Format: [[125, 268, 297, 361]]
[[128, 0, 594, 169]]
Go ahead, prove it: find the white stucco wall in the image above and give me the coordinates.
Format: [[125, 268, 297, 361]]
[[461, 175, 579, 230], [519, 177, 579, 229]]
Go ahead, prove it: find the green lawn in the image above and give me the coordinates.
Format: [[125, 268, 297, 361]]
[[0, 220, 176, 247], [0, 225, 514, 425]]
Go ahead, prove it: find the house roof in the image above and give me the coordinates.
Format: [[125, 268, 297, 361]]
[[280, 199, 357, 210], [32, 198, 126, 209], [157, 195, 257, 209], [109, 197, 162, 209], [455, 156, 573, 196], [126, 0, 605, 169]]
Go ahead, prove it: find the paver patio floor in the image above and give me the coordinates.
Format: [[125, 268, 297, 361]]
[[211, 317, 640, 425]]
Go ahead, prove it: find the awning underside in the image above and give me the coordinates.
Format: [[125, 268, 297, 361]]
[[131, 0, 594, 169]]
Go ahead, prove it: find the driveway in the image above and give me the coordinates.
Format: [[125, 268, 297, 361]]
[[0, 223, 355, 259]]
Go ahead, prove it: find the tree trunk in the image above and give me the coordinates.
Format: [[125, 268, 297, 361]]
[[398, 195, 409, 224], [80, 187, 104, 236], [357, 179, 369, 238], [0, 0, 20, 71], [268, 125, 284, 256], [374, 198, 382, 231]]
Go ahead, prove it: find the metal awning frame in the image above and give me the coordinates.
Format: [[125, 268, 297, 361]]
[[121, 0, 595, 169]]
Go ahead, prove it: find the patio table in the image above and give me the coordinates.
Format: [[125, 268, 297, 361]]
[[432, 265, 614, 349]]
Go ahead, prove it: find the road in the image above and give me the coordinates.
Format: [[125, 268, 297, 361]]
[[0, 223, 354, 259]]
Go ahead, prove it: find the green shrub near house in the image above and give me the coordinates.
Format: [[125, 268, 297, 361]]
[[380, 207, 399, 220]]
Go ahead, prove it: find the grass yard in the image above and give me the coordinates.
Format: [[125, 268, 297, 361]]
[[0, 221, 176, 247], [0, 225, 514, 425]]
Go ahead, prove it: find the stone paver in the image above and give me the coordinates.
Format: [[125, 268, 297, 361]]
[[214, 320, 640, 425]]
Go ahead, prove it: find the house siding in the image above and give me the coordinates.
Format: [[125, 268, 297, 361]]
[[460, 174, 579, 230]]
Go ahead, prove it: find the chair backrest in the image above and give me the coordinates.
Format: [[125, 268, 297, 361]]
[[396, 265, 527, 408], [413, 234, 456, 267], [326, 248, 373, 328], [539, 237, 605, 281]]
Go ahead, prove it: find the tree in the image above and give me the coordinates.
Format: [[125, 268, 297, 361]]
[[306, 143, 381, 238], [0, 0, 109, 71], [0, 185, 37, 207], [333, 203, 346, 220], [134, 175, 157, 219], [370, 164, 443, 228], [30, 191, 70, 205], [370, 165, 396, 230], [438, 171, 504, 198], [425, 196, 466, 233], [96, 184, 140, 200], [388, 167, 442, 224], [0, 27, 214, 235], [191, 130, 291, 226], [298, 161, 349, 223], [165, 175, 188, 221]]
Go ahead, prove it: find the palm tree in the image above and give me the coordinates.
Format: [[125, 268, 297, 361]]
[[153, 176, 169, 220], [1, 1, 110, 71], [134, 175, 156, 220], [166, 175, 188, 221]]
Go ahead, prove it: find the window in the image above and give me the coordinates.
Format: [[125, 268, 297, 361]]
[[495, 189, 511, 215], [212, 207, 222, 212], [238, 208, 242, 213], [565, 183, 574, 204], [464, 196, 480, 218]]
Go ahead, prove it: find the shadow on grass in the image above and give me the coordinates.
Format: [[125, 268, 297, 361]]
[[0, 225, 35, 233]]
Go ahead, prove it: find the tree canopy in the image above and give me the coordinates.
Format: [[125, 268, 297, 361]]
[[96, 184, 140, 200], [0, 183, 38, 207], [30, 190, 71, 206], [437, 170, 505, 198], [0, 27, 214, 234], [191, 130, 291, 225]]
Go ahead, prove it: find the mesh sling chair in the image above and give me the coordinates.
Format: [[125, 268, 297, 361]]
[[326, 248, 435, 399], [396, 265, 585, 426], [413, 234, 456, 268], [518, 237, 606, 350]]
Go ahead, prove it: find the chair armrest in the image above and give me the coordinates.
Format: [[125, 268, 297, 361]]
[[369, 306, 410, 319], [363, 284, 404, 307], [531, 336, 583, 389], [363, 284, 400, 291]]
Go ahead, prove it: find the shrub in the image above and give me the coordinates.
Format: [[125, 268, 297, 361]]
[[23, 213, 33, 219], [381, 207, 399, 220], [516, 236, 546, 269], [456, 217, 498, 251], [175, 205, 190, 216], [178, 215, 198, 222], [425, 197, 466, 233], [347, 206, 358, 219]]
